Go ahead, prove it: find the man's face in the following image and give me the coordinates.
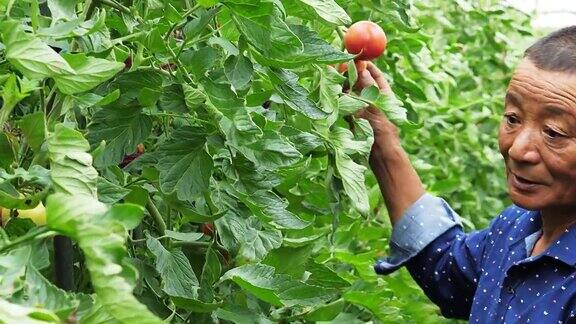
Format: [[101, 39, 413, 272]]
[[499, 59, 576, 212]]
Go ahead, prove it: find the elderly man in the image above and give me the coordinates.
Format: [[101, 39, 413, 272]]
[[357, 26, 576, 322]]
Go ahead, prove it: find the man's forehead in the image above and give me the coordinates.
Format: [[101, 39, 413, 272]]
[[507, 60, 576, 119], [512, 59, 576, 86]]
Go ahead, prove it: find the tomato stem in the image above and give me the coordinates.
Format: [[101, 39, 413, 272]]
[[0, 227, 52, 254], [146, 195, 166, 236]]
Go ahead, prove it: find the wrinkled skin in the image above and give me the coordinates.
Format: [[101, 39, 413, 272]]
[[497, 58, 576, 254], [498, 59, 576, 220]]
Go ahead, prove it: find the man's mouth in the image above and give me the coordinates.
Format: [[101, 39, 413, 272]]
[[513, 173, 539, 185], [509, 171, 543, 191]]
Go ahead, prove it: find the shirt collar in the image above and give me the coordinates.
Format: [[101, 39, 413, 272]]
[[510, 209, 576, 268], [540, 223, 576, 267]]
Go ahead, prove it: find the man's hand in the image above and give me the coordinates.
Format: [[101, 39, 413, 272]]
[[354, 61, 391, 94], [353, 62, 397, 148], [351, 62, 425, 224]]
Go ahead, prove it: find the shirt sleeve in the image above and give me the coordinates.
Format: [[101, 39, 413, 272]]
[[374, 193, 492, 319]]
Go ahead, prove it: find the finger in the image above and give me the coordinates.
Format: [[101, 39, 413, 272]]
[[354, 70, 376, 90], [366, 62, 391, 94]]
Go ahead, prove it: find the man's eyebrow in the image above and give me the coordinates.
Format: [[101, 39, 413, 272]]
[[542, 104, 574, 118], [505, 92, 522, 108]]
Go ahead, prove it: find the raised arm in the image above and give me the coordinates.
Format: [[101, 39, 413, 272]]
[[355, 62, 490, 319], [355, 62, 425, 224]]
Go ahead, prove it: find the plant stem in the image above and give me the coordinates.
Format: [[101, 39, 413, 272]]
[[0, 227, 52, 254], [54, 235, 75, 291], [82, 0, 97, 20], [112, 31, 146, 45], [99, 0, 131, 15], [146, 196, 166, 236], [172, 240, 227, 254]]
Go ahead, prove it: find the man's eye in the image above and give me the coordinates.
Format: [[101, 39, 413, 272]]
[[544, 128, 565, 139], [504, 114, 519, 125]]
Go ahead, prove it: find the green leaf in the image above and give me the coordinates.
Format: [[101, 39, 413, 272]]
[[334, 151, 369, 214], [239, 190, 310, 230], [236, 131, 302, 170], [146, 236, 200, 299], [267, 68, 328, 120], [47, 0, 78, 21], [110, 70, 164, 106], [164, 230, 203, 243], [0, 166, 50, 209], [48, 124, 98, 197], [216, 213, 281, 261], [54, 54, 124, 95], [18, 113, 45, 153], [344, 290, 402, 321], [0, 74, 32, 126], [220, 263, 335, 307], [226, 1, 303, 59], [359, 86, 408, 124], [87, 105, 152, 167], [304, 299, 345, 321], [156, 127, 213, 201], [0, 298, 61, 323], [0, 20, 75, 79], [0, 132, 16, 170], [214, 306, 274, 324], [224, 54, 253, 90], [159, 84, 188, 114], [46, 194, 159, 323], [20, 266, 79, 319], [296, 0, 350, 25], [97, 177, 130, 204], [318, 65, 345, 114], [0, 246, 30, 296], [252, 24, 352, 67]]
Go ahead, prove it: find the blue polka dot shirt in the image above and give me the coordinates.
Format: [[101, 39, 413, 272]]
[[374, 193, 576, 323]]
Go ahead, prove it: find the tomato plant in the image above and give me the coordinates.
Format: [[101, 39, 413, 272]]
[[0, 0, 532, 323]]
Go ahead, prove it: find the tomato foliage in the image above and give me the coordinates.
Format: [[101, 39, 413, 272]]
[[0, 0, 532, 323]]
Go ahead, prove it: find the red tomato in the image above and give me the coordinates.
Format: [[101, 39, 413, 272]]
[[337, 60, 368, 73], [344, 21, 387, 60]]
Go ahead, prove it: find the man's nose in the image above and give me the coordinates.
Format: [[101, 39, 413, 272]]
[[508, 128, 540, 164]]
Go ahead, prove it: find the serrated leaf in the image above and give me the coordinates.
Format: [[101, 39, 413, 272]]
[[87, 106, 152, 167], [48, 124, 98, 197], [96, 177, 130, 204], [46, 194, 159, 323], [164, 230, 204, 243], [0, 299, 60, 324], [215, 213, 281, 262], [334, 151, 369, 214], [318, 65, 345, 114], [296, 0, 350, 25], [0, 20, 75, 79], [156, 127, 213, 201], [20, 266, 79, 319], [146, 236, 200, 299], [47, 0, 77, 21], [19, 113, 45, 153], [54, 54, 124, 95], [227, 1, 303, 59], [224, 54, 253, 90], [267, 68, 328, 120], [220, 263, 335, 307]]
